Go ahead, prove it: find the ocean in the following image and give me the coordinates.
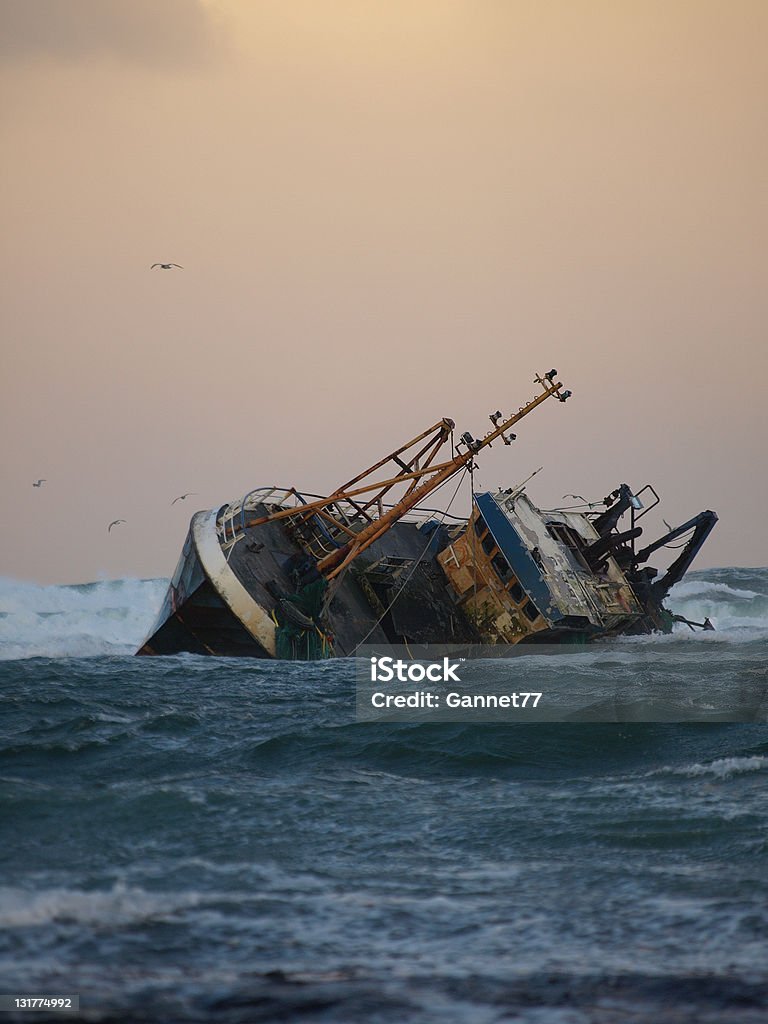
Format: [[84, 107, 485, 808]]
[[1, 568, 767, 1022]]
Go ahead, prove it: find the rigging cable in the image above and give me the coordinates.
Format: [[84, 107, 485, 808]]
[[346, 467, 471, 657]]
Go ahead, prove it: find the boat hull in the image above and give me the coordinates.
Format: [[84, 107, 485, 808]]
[[138, 488, 716, 659], [137, 511, 274, 657]]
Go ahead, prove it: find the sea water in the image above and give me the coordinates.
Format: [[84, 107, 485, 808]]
[[1, 569, 767, 1022]]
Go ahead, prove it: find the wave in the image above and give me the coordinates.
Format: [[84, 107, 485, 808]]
[[0, 882, 205, 928], [0, 577, 168, 660], [1, 568, 766, 661], [668, 568, 768, 636], [648, 755, 768, 781]]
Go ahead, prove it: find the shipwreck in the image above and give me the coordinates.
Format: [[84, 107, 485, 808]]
[[137, 372, 717, 659]]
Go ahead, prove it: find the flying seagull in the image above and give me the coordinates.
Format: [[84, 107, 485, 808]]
[[563, 493, 587, 502], [151, 263, 183, 270], [172, 492, 197, 505], [108, 519, 126, 532], [33, 479, 46, 487]]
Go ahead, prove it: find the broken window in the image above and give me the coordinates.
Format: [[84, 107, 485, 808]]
[[491, 552, 513, 584], [507, 581, 524, 603], [523, 600, 541, 622], [546, 521, 590, 570]]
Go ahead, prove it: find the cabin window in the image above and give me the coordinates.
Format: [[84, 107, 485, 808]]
[[473, 515, 486, 537], [547, 522, 566, 544], [481, 533, 496, 556], [546, 521, 591, 570], [507, 581, 524, 603], [547, 522, 584, 552], [491, 552, 513, 584], [523, 600, 541, 622]]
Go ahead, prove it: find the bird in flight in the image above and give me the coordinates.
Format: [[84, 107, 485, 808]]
[[33, 479, 46, 487], [108, 519, 126, 532], [563, 493, 587, 502], [172, 492, 197, 505], [151, 263, 183, 270]]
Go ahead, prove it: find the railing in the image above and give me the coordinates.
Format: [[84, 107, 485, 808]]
[[215, 484, 468, 551], [218, 487, 296, 546]]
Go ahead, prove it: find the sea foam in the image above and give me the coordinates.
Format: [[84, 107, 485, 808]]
[[0, 576, 168, 660]]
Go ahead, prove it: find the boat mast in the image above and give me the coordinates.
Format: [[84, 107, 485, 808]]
[[317, 371, 571, 579], [238, 371, 570, 576]]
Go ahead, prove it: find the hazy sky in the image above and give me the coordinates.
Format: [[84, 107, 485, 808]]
[[1, 0, 766, 583]]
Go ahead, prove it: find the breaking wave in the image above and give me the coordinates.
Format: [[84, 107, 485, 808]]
[[0, 576, 168, 660], [0, 883, 203, 929], [0, 567, 766, 661], [648, 755, 768, 780], [668, 567, 768, 636]]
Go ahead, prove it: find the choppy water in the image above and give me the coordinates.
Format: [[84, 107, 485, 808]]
[[1, 569, 767, 1022]]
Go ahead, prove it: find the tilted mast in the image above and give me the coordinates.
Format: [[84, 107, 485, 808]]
[[238, 371, 570, 578], [316, 371, 571, 579]]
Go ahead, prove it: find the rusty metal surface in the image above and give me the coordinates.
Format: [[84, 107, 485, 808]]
[[438, 520, 548, 644]]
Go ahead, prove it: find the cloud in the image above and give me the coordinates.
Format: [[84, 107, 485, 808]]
[[0, 0, 216, 66]]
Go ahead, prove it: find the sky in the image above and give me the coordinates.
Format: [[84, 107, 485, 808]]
[[1, 0, 766, 584]]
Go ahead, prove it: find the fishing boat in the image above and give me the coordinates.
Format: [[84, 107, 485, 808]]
[[137, 372, 717, 658]]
